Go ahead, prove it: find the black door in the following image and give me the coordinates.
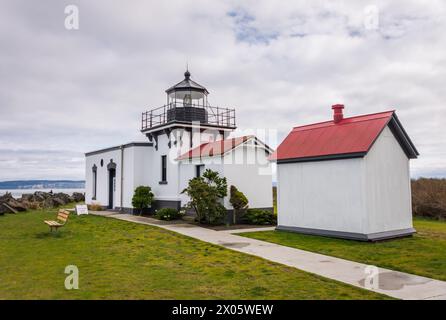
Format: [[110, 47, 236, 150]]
[[108, 169, 116, 209]]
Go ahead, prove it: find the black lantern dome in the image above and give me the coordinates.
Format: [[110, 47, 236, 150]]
[[166, 70, 209, 106], [141, 70, 236, 132], [165, 70, 209, 123]]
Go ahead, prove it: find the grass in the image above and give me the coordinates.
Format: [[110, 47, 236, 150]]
[[0, 206, 389, 299], [240, 217, 446, 281]]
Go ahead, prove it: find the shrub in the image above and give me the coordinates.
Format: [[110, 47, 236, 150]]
[[88, 202, 103, 211], [28, 201, 42, 210], [132, 186, 154, 215], [182, 169, 227, 225], [229, 185, 248, 224], [155, 208, 183, 221], [244, 209, 276, 225], [412, 178, 446, 220]]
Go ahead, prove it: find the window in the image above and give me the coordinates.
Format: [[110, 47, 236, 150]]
[[160, 155, 167, 183], [92, 165, 97, 200], [195, 164, 205, 178]]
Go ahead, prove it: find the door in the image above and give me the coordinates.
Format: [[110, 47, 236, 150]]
[[108, 168, 116, 209]]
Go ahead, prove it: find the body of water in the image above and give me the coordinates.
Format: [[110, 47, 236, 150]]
[[0, 188, 85, 198]]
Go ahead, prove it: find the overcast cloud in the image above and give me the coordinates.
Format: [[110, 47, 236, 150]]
[[0, 0, 445, 180]]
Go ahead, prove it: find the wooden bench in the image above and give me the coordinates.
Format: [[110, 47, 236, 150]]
[[44, 209, 70, 232]]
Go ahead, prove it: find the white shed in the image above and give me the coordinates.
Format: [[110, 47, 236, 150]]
[[272, 105, 419, 241]]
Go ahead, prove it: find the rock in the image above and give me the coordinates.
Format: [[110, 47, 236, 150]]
[[53, 193, 73, 204], [4, 198, 27, 212], [21, 193, 34, 201], [0, 203, 9, 214], [1, 191, 79, 211], [0, 192, 13, 202], [72, 192, 85, 202], [33, 192, 46, 202], [52, 197, 66, 206], [42, 197, 56, 208], [1, 202, 18, 213]]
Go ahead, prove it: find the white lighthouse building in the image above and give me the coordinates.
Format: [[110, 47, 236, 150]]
[[85, 70, 273, 218]]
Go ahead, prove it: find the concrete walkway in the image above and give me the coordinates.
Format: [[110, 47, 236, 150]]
[[91, 211, 446, 300]]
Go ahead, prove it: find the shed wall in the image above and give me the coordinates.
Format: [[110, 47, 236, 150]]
[[363, 126, 413, 233], [277, 158, 366, 233]]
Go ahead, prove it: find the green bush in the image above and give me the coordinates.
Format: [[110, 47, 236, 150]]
[[229, 185, 249, 224], [244, 209, 276, 225], [182, 169, 227, 225], [155, 208, 182, 221], [132, 186, 154, 215]]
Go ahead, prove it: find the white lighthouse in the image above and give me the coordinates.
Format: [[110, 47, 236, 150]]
[[85, 70, 273, 218]]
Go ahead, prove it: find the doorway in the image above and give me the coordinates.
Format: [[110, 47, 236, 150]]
[[108, 169, 116, 209], [107, 160, 117, 209]]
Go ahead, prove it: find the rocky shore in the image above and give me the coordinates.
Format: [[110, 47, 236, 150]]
[[0, 191, 85, 215]]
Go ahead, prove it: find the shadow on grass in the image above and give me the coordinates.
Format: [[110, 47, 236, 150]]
[[35, 231, 67, 239]]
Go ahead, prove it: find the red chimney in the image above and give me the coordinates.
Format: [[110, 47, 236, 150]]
[[332, 104, 344, 123]]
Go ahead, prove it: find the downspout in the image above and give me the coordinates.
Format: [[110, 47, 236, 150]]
[[120, 145, 124, 212]]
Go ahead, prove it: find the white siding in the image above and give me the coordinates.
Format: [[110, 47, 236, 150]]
[[122, 147, 134, 208], [85, 145, 152, 209], [149, 128, 225, 202], [125, 146, 153, 207], [223, 145, 273, 209], [150, 133, 181, 201], [277, 158, 365, 233], [178, 142, 273, 209], [85, 149, 122, 209], [363, 126, 413, 233]]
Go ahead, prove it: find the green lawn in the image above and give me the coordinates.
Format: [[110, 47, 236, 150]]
[[0, 207, 389, 299], [240, 218, 446, 281]]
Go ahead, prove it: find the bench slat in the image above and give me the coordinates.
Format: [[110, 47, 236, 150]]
[[44, 220, 62, 226], [58, 213, 69, 221]]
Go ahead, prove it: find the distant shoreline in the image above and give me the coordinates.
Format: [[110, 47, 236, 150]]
[[0, 180, 85, 190], [0, 188, 85, 198]]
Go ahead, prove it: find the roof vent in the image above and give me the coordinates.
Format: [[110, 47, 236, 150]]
[[332, 104, 344, 123]]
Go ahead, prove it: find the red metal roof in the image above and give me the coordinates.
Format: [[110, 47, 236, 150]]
[[176, 135, 254, 160], [271, 111, 396, 162]]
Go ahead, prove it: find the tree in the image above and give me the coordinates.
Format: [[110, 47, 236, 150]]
[[229, 185, 249, 224], [132, 186, 154, 215], [182, 169, 228, 224]]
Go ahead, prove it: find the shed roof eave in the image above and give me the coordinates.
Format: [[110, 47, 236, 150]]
[[85, 142, 153, 157], [274, 152, 367, 164], [387, 113, 419, 159]]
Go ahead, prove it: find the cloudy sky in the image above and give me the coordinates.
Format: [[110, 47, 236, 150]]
[[0, 0, 445, 181]]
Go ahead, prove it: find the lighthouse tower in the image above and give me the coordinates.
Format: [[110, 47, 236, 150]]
[[85, 69, 272, 216], [141, 70, 236, 152], [140, 70, 238, 207]]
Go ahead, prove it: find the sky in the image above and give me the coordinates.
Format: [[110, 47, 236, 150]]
[[0, 0, 445, 181]]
